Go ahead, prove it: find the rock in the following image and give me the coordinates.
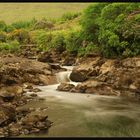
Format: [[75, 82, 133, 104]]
[[21, 114, 48, 125], [30, 128, 40, 133], [0, 128, 5, 137], [0, 104, 16, 126], [23, 83, 33, 89], [0, 55, 53, 86], [8, 124, 22, 136], [29, 88, 41, 93], [61, 56, 76, 66], [30, 93, 38, 97], [69, 70, 88, 82], [38, 52, 53, 63], [38, 74, 57, 85], [32, 88, 41, 92], [0, 91, 15, 102], [99, 60, 115, 75], [122, 57, 140, 68], [57, 83, 75, 92]]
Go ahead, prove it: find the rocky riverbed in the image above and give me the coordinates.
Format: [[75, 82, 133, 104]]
[[0, 54, 63, 137], [0, 52, 140, 137]]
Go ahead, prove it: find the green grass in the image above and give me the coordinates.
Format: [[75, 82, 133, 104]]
[[0, 3, 91, 24]]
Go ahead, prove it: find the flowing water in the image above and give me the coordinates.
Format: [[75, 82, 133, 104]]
[[21, 65, 140, 137]]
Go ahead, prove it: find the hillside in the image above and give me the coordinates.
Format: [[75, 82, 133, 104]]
[[0, 3, 91, 24]]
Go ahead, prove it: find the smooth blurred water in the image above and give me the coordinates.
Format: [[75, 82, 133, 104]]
[[20, 66, 140, 137]]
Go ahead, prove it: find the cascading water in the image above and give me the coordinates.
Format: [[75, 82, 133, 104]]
[[23, 65, 140, 137], [56, 66, 79, 86]]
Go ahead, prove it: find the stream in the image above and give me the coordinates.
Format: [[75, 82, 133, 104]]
[[20, 65, 140, 137]]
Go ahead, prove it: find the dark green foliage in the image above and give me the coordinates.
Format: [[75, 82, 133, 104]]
[[80, 3, 140, 58], [0, 40, 19, 53], [51, 33, 66, 53], [65, 30, 82, 54], [5, 25, 15, 33], [11, 18, 37, 29], [80, 3, 108, 42]]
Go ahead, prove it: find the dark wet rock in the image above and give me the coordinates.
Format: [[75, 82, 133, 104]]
[[29, 88, 41, 93], [37, 50, 61, 63], [69, 70, 88, 82], [0, 92, 15, 102], [61, 56, 76, 66], [57, 83, 75, 92], [23, 83, 33, 89], [30, 93, 38, 97]]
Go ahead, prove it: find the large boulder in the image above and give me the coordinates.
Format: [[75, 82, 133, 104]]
[[69, 70, 88, 82]]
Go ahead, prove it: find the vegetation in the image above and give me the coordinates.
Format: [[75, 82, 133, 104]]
[[0, 3, 139, 58], [80, 3, 140, 57]]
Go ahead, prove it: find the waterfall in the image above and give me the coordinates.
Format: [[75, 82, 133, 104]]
[[56, 66, 79, 86]]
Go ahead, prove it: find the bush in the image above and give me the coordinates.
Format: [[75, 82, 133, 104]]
[[98, 3, 140, 57], [11, 18, 36, 29], [0, 31, 7, 42], [0, 20, 7, 31], [0, 40, 19, 53], [51, 32, 66, 53], [78, 42, 99, 57], [80, 3, 140, 58], [65, 30, 82, 54], [33, 19, 54, 30], [8, 29, 30, 44], [80, 3, 108, 42], [30, 30, 53, 51], [5, 25, 15, 33]]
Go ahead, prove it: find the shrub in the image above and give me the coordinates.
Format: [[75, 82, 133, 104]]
[[78, 42, 99, 57], [8, 29, 30, 44], [51, 32, 66, 53], [5, 25, 15, 33], [0, 20, 7, 31], [0, 40, 19, 53], [33, 19, 54, 30], [80, 3, 108, 42], [11, 18, 36, 29], [98, 3, 140, 57], [80, 3, 140, 58], [30, 30, 53, 51], [65, 30, 82, 54], [0, 31, 7, 42]]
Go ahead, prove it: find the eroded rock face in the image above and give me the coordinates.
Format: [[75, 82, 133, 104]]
[[0, 55, 57, 86], [68, 56, 140, 99], [57, 83, 75, 92]]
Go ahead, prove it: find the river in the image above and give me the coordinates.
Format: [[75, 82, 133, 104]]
[[20, 65, 140, 137]]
